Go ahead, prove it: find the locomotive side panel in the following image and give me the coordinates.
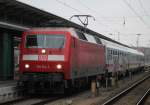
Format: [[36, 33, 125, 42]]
[[18, 27, 145, 94], [70, 39, 105, 78]]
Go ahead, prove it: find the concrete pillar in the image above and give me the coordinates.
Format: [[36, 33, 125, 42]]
[[1, 32, 14, 80], [0, 35, 3, 80]]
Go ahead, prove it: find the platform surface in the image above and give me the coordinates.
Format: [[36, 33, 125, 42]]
[[0, 80, 17, 88]]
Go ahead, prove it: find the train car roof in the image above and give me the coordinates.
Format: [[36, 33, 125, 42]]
[[101, 38, 144, 56]]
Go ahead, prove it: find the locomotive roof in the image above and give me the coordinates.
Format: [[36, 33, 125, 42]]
[[26, 27, 78, 38], [27, 27, 144, 56], [29, 27, 133, 48], [27, 27, 75, 32]]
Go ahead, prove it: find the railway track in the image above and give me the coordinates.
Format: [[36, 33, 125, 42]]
[[137, 87, 150, 105], [102, 74, 150, 105]]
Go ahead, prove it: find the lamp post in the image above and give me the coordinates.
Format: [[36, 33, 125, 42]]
[[118, 32, 120, 41], [136, 34, 141, 48]]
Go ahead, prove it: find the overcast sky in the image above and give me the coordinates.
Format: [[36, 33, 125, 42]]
[[18, 0, 150, 47]]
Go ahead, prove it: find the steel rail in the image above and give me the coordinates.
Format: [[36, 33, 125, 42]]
[[136, 87, 150, 105], [102, 75, 150, 105]]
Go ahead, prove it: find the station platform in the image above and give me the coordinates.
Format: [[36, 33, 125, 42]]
[[0, 80, 17, 87], [0, 80, 22, 103]]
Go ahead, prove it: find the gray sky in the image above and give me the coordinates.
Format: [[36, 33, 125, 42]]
[[18, 0, 150, 47]]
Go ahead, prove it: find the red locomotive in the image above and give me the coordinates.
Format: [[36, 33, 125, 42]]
[[19, 27, 144, 93]]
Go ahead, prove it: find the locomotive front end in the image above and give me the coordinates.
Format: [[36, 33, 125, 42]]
[[19, 30, 71, 93]]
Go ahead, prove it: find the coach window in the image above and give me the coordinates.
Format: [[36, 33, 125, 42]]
[[109, 49, 111, 55], [76, 31, 87, 41], [109, 55, 112, 60], [107, 50, 110, 58], [115, 50, 117, 55], [110, 50, 112, 55], [113, 50, 115, 55], [110, 49, 112, 55], [117, 50, 119, 55], [112, 50, 114, 55]]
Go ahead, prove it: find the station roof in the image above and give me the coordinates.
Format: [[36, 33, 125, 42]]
[[0, 0, 131, 48], [0, 0, 84, 31]]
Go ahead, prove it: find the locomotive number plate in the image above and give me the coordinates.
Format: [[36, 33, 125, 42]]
[[38, 55, 48, 61]]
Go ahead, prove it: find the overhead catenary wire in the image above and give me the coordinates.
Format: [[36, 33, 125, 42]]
[[55, 0, 84, 14], [78, 0, 123, 23], [55, 0, 120, 34], [138, 0, 149, 17], [55, 0, 136, 42], [122, 0, 150, 29], [77, 0, 120, 32], [54, 0, 150, 45]]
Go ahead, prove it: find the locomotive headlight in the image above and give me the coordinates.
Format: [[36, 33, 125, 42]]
[[25, 64, 30, 68], [57, 64, 62, 69], [41, 49, 46, 54]]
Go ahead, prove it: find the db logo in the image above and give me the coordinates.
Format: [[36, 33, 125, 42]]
[[38, 55, 48, 61]]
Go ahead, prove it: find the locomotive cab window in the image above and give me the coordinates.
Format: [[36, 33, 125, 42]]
[[26, 34, 65, 48], [85, 34, 97, 44], [94, 36, 102, 44], [76, 31, 87, 41]]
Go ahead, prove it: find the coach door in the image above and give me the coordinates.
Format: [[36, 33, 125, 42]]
[[113, 54, 119, 72]]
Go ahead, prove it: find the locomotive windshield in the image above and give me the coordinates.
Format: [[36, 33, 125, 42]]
[[26, 35, 65, 48]]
